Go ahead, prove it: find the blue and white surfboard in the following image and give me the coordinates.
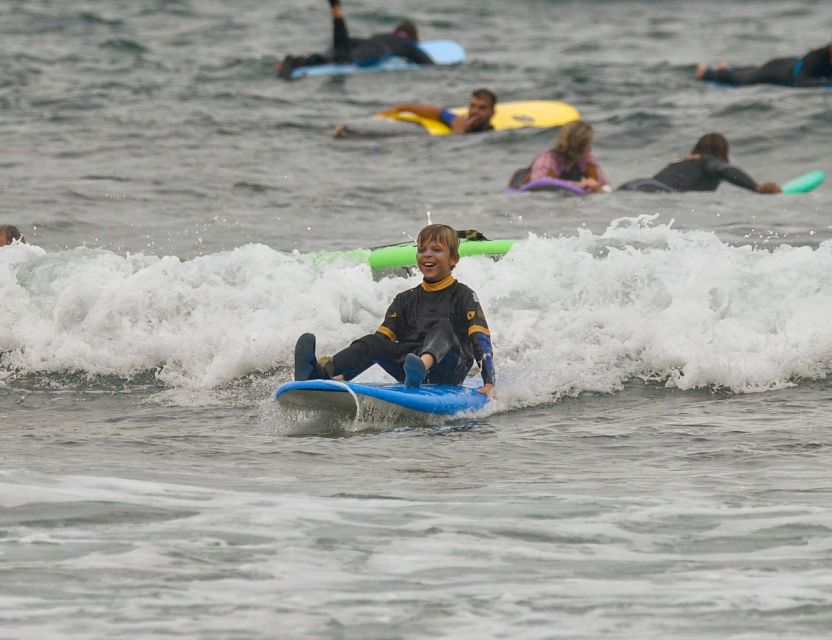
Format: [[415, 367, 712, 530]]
[[274, 379, 488, 422], [290, 40, 464, 79]]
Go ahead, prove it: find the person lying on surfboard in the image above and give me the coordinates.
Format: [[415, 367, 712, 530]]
[[277, 0, 433, 80], [616, 133, 781, 194], [293, 224, 496, 396], [509, 120, 610, 193], [695, 43, 832, 88], [378, 88, 497, 135]]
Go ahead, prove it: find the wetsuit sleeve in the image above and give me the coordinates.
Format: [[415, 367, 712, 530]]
[[398, 41, 434, 65], [331, 16, 351, 64], [705, 156, 758, 191], [376, 295, 402, 342], [460, 288, 496, 386], [439, 109, 456, 127]]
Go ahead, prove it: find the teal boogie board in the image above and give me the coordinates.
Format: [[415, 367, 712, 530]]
[[274, 379, 489, 422], [291, 40, 464, 79], [781, 170, 825, 194]]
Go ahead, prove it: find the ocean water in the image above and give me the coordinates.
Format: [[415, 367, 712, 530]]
[[2, 0, 832, 638]]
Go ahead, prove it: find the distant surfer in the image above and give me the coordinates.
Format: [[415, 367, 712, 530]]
[[292, 224, 496, 396], [277, 0, 434, 80], [379, 88, 497, 134], [508, 120, 610, 193], [695, 43, 832, 87], [334, 88, 497, 137], [617, 133, 781, 194], [0, 225, 24, 246]]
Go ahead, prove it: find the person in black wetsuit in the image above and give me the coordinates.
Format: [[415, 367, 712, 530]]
[[696, 43, 832, 87], [292, 224, 496, 396], [277, 0, 434, 80], [617, 133, 781, 194]]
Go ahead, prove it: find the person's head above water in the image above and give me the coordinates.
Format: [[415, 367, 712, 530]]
[[554, 120, 594, 164], [0, 224, 24, 246], [691, 132, 730, 162], [416, 224, 460, 281], [393, 20, 419, 41], [466, 88, 497, 131]]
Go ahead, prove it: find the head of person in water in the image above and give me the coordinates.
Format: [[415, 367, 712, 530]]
[[554, 120, 594, 165], [0, 224, 24, 246], [393, 20, 419, 41], [691, 133, 730, 162], [416, 223, 460, 281], [466, 88, 497, 132]]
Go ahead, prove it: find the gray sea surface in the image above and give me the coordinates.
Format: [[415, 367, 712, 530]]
[[2, 0, 832, 638]]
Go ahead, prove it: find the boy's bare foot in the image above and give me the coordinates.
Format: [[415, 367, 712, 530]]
[[695, 63, 708, 79]]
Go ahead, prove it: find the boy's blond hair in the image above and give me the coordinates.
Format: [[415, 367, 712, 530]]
[[416, 224, 460, 261]]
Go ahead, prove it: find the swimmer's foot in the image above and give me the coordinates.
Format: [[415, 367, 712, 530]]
[[695, 63, 709, 80], [403, 353, 427, 388]]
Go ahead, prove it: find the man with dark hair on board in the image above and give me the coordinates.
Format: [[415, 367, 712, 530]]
[[292, 224, 495, 397], [0, 225, 24, 246], [277, 0, 434, 80], [379, 88, 498, 135], [696, 43, 832, 87], [617, 133, 781, 194]]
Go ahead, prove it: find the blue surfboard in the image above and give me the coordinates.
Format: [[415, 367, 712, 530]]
[[290, 40, 464, 79], [274, 379, 488, 422]]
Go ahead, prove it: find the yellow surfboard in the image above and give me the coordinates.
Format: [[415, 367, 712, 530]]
[[384, 100, 580, 136]]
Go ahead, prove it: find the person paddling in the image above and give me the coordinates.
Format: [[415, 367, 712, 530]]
[[277, 0, 433, 80], [617, 133, 781, 194]]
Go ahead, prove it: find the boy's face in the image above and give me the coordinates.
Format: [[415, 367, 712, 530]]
[[416, 240, 458, 282]]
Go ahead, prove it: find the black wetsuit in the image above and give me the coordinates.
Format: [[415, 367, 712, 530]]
[[300, 15, 433, 68], [326, 276, 495, 386], [701, 45, 832, 87], [617, 155, 759, 193]]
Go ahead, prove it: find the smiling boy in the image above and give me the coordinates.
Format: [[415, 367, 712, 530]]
[[294, 224, 495, 395]]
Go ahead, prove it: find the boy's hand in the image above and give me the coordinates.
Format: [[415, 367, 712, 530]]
[[477, 383, 494, 397]]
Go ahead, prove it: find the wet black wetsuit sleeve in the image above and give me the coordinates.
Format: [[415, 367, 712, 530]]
[[705, 156, 758, 191], [395, 41, 434, 65], [458, 287, 495, 386], [795, 46, 832, 86], [331, 16, 351, 63]]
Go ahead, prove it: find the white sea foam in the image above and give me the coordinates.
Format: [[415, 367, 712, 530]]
[[2, 217, 832, 402]]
